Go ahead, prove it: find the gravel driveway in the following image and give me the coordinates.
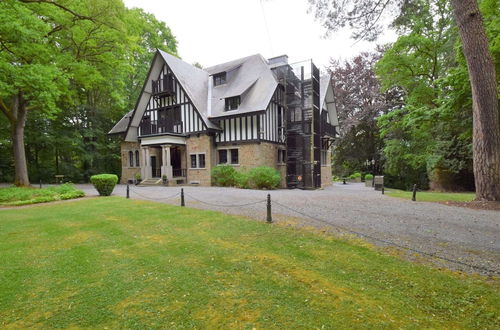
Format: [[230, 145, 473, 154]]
[[77, 183, 499, 276]]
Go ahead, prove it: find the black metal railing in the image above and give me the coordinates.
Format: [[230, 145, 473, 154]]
[[173, 168, 187, 177]]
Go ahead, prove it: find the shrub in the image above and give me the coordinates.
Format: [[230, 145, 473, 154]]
[[235, 171, 250, 189], [211, 165, 238, 187], [248, 166, 281, 189], [365, 174, 374, 180], [349, 172, 362, 179], [90, 174, 118, 196], [0, 184, 84, 206]]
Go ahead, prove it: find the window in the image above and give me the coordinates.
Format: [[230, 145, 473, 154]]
[[135, 150, 140, 167], [190, 154, 197, 168], [230, 149, 239, 164], [190, 153, 206, 169], [129, 151, 134, 167], [213, 72, 226, 86], [278, 149, 286, 164], [225, 96, 240, 111], [218, 149, 238, 165], [198, 154, 206, 168], [218, 150, 227, 164]]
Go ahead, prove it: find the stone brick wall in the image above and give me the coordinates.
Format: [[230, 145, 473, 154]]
[[321, 148, 332, 188], [120, 141, 141, 184], [186, 134, 214, 186]]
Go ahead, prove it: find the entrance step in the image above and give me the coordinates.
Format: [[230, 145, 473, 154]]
[[139, 178, 162, 186]]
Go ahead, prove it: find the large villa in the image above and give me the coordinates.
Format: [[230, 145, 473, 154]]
[[109, 50, 338, 189]]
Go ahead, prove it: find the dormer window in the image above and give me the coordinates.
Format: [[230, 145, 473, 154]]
[[225, 96, 240, 111], [213, 72, 226, 86]]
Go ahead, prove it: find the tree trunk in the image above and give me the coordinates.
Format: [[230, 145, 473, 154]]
[[451, 0, 500, 201], [11, 94, 30, 186]]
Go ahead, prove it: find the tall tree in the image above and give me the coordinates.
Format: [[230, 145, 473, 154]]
[[0, 0, 125, 186], [0, 1, 178, 185], [375, 0, 475, 190], [309, 0, 500, 200], [328, 52, 402, 176], [449, 0, 499, 200]]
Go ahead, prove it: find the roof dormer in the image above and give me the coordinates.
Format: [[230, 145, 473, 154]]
[[213, 72, 226, 86], [224, 96, 240, 111]]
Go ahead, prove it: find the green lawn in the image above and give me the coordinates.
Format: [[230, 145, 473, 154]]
[[0, 184, 84, 206], [0, 197, 498, 328], [385, 188, 475, 202]]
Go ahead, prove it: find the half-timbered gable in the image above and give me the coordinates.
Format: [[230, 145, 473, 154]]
[[138, 62, 208, 137]]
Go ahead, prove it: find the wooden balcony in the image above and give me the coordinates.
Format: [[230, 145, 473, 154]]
[[139, 119, 183, 136], [152, 75, 175, 97]]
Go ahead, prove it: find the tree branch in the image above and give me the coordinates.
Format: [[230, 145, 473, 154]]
[[0, 99, 16, 123], [18, 0, 97, 23]]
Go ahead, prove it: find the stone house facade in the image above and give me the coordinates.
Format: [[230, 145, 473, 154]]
[[109, 50, 338, 188]]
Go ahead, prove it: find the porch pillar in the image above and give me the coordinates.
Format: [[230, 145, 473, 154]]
[[161, 145, 173, 180], [141, 146, 151, 179]]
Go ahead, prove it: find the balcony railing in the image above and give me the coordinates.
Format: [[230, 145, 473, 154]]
[[139, 119, 183, 136], [152, 76, 175, 97], [173, 168, 187, 178]]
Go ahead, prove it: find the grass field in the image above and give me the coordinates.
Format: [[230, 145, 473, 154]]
[[0, 197, 498, 328], [0, 184, 84, 206], [385, 188, 475, 202]]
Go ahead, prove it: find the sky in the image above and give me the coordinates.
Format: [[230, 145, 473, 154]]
[[123, 0, 396, 69]]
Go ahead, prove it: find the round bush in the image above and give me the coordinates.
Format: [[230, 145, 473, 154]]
[[365, 174, 374, 180], [349, 172, 362, 179], [211, 165, 238, 187], [90, 174, 118, 196], [248, 166, 281, 189]]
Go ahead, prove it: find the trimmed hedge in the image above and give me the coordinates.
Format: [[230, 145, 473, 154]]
[[365, 174, 374, 180], [211, 165, 237, 187], [90, 174, 118, 196], [211, 165, 281, 190], [248, 166, 281, 189]]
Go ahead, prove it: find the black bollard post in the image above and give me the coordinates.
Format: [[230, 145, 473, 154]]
[[266, 194, 272, 223], [39, 180, 42, 189], [382, 186, 384, 194], [412, 184, 417, 201], [181, 188, 185, 207], [342, 178, 346, 185], [126, 183, 130, 199]]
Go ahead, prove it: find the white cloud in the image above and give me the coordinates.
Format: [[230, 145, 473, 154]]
[[123, 0, 396, 69]]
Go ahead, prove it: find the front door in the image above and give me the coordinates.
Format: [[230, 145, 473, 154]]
[[171, 147, 181, 170], [171, 147, 182, 177], [150, 155, 159, 178]]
